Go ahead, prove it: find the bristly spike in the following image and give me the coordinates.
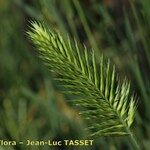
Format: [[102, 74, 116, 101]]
[[84, 45, 92, 81], [110, 65, 115, 105], [92, 49, 98, 88], [74, 38, 85, 74], [67, 35, 78, 67], [127, 96, 137, 127], [28, 21, 137, 138], [105, 59, 110, 99], [100, 55, 104, 92]]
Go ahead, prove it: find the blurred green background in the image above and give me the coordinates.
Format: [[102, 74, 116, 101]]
[[0, 0, 150, 149]]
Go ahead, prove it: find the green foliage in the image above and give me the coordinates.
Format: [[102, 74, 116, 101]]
[[28, 21, 137, 138], [1, 0, 149, 149]]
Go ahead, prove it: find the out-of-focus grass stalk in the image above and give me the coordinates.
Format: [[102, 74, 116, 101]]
[[63, 0, 80, 42], [124, 4, 150, 119], [40, 0, 67, 33], [72, 0, 100, 57], [130, 0, 150, 66], [130, 59, 150, 118]]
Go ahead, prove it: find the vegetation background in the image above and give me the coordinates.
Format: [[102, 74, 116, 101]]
[[0, 0, 149, 149]]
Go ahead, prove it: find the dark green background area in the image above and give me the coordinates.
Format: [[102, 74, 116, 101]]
[[0, 0, 149, 149]]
